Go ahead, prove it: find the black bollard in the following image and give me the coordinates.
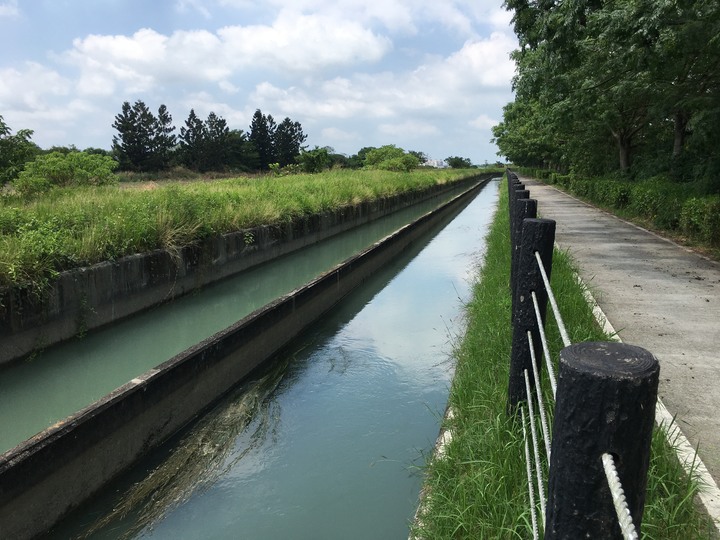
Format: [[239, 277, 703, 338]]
[[510, 198, 538, 301], [508, 218, 555, 412], [545, 342, 659, 539]]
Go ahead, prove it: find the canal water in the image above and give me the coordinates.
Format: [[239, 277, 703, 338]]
[[0, 184, 481, 454], [44, 179, 500, 539]]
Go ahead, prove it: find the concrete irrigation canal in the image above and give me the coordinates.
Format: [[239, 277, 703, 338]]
[[1, 178, 500, 538]]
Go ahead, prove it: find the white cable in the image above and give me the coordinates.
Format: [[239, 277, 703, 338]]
[[527, 331, 552, 461], [522, 407, 540, 540], [524, 369, 546, 526], [534, 251, 571, 347], [531, 291, 557, 398], [601, 453, 639, 540]]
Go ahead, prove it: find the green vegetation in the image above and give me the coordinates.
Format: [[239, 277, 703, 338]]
[[12, 151, 118, 197], [520, 168, 720, 254], [0, 169, 482, 292], [493, 1, 720, 189], [412, 176, 714, 538], [363, 144, 421, 172], [0, 114, 40, 185]]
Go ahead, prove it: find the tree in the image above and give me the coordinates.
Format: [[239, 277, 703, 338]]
[[0, 115, 39, 184], [112, 100, 160, 171], [364, 145, 419, 172], [179, 109, 207, 171], [248, 109, 276, 170], [154, 104, 177, 170], [227, 129, 259, 171], [274, 117, 307, 167], [203, 112, 231, 171], [297, 146, 331, 173], [445, 156, 473, 168]]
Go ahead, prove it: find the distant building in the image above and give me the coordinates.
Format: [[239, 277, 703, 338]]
[[422, 158, 449, 168]]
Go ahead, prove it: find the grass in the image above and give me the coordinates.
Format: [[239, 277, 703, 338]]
[[0, 168, 493, 292], [412, 174, 716, 539]]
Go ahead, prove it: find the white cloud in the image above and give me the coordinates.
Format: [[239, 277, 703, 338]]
[[470, 114, 497, 129], [379, 120, 439, 138], [62, 13, 392, 98], [0, 0, 18, 17], [320, 127, 359, 143], [0, 63, 70, 110]]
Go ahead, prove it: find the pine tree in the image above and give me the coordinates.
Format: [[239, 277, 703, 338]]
[[274, 117, 307, 167], [179, 109, 207, 171], [248, 109, 276, 170]]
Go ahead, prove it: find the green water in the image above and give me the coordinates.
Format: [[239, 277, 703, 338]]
[[47, 179, 500, 539], [0, 185, 481, 454]]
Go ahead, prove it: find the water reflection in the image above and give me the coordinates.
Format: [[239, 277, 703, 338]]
[[47, 179, 500, 539]]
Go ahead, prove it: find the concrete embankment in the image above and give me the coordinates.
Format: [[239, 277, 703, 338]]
[[0, 177, 491, 539], [0, 174, 494, 365]]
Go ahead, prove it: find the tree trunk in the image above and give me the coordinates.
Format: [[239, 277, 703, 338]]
[[673, 110, 689, 158], [617, 134, 631, 173]]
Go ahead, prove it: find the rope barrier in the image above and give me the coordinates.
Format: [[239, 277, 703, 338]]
[[527, 331, 551, 461], [524, 369, 546, 526], [602, 453, 639, 540], [522, 407, 540, 540], [534, 250, 570, 347], [531, 291, 557, 398]]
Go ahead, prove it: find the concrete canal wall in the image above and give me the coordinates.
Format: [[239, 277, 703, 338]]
[[0, 174, 494, 365], [0, 177, 491, 539]]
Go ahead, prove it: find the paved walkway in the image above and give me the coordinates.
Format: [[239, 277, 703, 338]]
[[518, 177, 720, 488]]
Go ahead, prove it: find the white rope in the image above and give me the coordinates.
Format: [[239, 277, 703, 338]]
[[527, 331, 552, 461], [524, 369, 546, 526], [522, 407, 540, 540], [601, 453, 639, 540], [534, 251, 571, 347], [531, 291, 557, 398]]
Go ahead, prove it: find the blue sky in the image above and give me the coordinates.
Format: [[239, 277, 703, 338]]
[[0, 0, 516, 164]]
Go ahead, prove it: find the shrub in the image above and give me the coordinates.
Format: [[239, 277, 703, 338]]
[[12, 151, 118, 196], [680, 196, 720, 246]]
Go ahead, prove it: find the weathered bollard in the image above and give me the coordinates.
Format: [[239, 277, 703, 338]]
[[508, 218, 555, 412], [545, 342, 659, 539], [510, 198, 538, 302]]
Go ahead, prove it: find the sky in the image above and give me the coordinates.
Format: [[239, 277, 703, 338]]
[[0, 0, 517, 164]]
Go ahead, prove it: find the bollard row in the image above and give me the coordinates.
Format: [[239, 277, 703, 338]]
[[505, 170, 660, 539]]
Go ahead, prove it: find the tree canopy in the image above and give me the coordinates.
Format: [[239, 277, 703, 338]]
[[494, 0, 720, 187]]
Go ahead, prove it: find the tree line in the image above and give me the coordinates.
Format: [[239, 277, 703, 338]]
[[112, 101, 307, 173], [492, 0, 720, 189]]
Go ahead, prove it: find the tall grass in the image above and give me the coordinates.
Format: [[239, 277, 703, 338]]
[[412, 175, 715, 538], [0, 169, 485, 291]]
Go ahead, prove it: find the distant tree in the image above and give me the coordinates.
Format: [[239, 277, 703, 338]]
[[274, 117, 307, 167], [0, 115, 40, 184], [203, 112, 231, 171], [227, 129, 259, 171], [112, 100, 161, 171], [445, 156, 473, 168], [248, 109, 276, 170], [83, 147, 112, 157], [154, 104, 177, 170], [409, 150, 428, 163], [364, 145, 419, 172], [179, 109, 207, 171], [297, 146, 331, 173]]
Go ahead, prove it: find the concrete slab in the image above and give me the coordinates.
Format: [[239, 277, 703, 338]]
[[519, 177, 720, 485]]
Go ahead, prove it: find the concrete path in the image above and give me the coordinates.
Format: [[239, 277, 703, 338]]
[[518, 177, 720, 488]]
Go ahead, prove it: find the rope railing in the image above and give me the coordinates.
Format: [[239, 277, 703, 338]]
[[507, 170, 659, 539]]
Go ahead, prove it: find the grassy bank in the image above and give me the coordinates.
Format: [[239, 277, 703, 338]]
[[0, 168, 493, 292], [412, 175, 715, 538]]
